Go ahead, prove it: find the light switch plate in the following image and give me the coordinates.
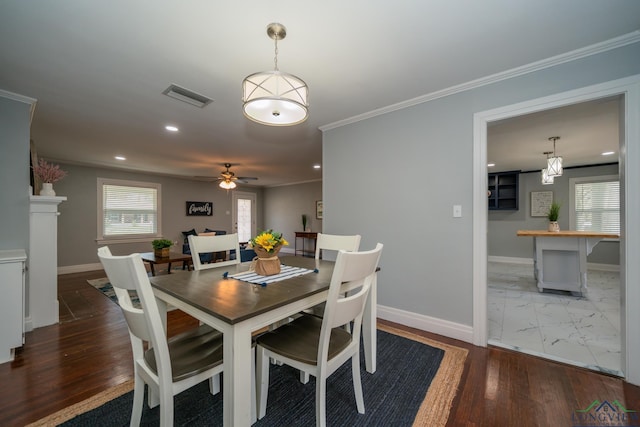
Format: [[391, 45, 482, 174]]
[[453, 205, 462, 218]]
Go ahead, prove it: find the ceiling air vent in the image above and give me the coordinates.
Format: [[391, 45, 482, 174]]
[[162, 84, 213, 108]]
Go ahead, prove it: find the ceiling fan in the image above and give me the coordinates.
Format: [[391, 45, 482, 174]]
[[216, 163, 258, 189]]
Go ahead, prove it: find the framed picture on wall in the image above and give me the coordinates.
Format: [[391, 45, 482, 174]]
[[531, 191, 553, 217], [316, 200, 323, 219]]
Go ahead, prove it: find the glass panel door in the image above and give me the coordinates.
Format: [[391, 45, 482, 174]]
[[232, 191, 256, 242]]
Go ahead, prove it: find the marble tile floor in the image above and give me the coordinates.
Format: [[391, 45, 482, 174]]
[[487, 261, 622, 376]]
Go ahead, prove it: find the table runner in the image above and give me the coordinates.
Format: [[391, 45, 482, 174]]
[[230, 265, 315, 285]]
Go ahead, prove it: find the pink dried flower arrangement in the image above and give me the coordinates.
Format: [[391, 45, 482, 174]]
[[33, 159, 68, 183]]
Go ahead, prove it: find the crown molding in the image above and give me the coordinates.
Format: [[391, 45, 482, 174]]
[[320, 30, 640, 132], [0, 88, 38, 124]]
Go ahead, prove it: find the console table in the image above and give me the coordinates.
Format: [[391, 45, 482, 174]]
[[294, 231, 318, 257], [517, 230, 618, 296], [140, 252, 192, 276]]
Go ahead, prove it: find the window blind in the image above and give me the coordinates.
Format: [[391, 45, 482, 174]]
[[575, 180, 619, 234], [102, 184, 158, 236]]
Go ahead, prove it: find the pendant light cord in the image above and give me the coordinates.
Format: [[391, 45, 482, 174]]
[[273, 34, 279, 71]]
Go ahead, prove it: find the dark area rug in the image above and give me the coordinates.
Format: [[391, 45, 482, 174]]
[[63, 333, 439, 425], [28, 325, 468, 427]]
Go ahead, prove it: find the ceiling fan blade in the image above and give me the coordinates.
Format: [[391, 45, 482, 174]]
[[236, 176, 258, 181], [193, 176, 219, 182]]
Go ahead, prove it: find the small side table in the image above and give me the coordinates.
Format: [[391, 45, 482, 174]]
[[294, 231, 318, 257], [140, 252, 192, 276]]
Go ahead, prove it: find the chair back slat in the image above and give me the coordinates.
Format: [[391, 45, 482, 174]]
[[315, 233, 361, 260], [188, 233, 241, 270], [331, 275, 374, 328]]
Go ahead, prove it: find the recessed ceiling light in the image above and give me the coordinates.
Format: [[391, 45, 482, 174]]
[[165, 125, 179, 132], [313, 164, 321, 169], [115, 156, 126, 161], [602, 151, 615, 156], [487, 163, 495, 167]]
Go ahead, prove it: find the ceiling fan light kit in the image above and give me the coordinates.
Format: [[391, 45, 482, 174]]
[[216, 163, 257, 190], [546, 136, 563, 177], [242, 23, 309, 126], [219, 180, 237, 189]]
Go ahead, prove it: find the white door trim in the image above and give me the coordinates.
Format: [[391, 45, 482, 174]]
[[472, 74, 640, 385]]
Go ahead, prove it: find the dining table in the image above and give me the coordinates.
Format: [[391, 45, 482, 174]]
[[149, 255, 378, 427]]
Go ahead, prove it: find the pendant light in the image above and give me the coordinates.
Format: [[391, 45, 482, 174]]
[[242, 23, 309, 126], [547, 136, 563, 177], [541, 151, 554, 185]]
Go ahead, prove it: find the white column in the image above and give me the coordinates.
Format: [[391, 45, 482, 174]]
[[28, 195, 66, 330]]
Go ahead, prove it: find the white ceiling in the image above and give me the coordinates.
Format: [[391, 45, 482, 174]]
[[1, 1, 638, 186], [488, 96, 621, 173]]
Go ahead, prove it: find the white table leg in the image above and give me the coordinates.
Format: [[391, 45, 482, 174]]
[[363, 272, 377, 373], [223, 323, 253, 427]]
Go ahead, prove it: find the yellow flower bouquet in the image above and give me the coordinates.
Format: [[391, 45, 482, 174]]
[[248, 230, 289, 275]]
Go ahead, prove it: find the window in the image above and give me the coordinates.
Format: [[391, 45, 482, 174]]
[[570, 175, 619, 234], [97, 178, 161, 242]]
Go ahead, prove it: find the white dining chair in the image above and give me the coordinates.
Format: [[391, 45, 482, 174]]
[[188, 233, 241, 270], [315, 233, 361, 260], [305, 233, 361, 318], [97, 246, 256, 426], [256, 243, 383, 427], [294, 233, 363, 383]]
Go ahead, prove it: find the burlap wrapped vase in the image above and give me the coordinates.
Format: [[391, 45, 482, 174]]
[[252, 245, 282, 276]]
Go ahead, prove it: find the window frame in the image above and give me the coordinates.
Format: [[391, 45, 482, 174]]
[[569, 174, 619, 240], [97, 178, 162, 244]]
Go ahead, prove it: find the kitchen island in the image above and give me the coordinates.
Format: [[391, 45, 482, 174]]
[[516, 230, 618, 296]]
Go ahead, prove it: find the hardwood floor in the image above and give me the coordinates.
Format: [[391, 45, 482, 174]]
[[1, 270, 639, 426]]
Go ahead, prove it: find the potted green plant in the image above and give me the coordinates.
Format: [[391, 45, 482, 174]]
[[547, 201, 561, 232], [301, 214, 308, 231], [152, 239, 173, 257]]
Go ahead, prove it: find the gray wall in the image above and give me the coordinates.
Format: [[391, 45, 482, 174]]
[[53, 163, 262, 267], [263, 181, 322, 253], [0, 95, 31, 251], [489, 164, 620, 264], [323, 42, 640, 327]]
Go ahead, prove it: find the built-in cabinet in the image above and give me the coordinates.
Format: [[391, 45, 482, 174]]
[[488, 171, 519, 210], [0, 249, 26, 364]]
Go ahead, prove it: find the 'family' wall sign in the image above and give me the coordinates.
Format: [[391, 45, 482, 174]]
[[186, 201, 213, 216]]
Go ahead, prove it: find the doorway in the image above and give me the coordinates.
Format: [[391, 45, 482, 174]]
[[486, 99, 622, 374], [472, 75, 640, 384], [232, 191, 256, 243]]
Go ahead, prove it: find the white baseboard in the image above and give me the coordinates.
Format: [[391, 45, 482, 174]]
[[587, 262, 620, 272], [377, 304, 474, 344], [488, 256, 533, 265], [58, 263, 103, 275], [488, 255, 619, 271], [24, 316, 33, 332]]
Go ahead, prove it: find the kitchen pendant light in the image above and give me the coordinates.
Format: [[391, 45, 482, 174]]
[[541, 151, 554, 185], [547, 136, 563, 177], [242, 23, 309, 126]]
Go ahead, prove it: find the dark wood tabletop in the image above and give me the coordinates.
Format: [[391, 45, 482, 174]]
[[149, 256, 334, 324]]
